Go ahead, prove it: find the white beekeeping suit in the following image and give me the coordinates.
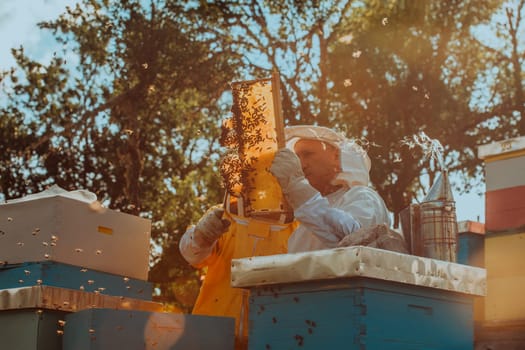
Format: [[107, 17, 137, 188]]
[[271, 125, 391, 252]]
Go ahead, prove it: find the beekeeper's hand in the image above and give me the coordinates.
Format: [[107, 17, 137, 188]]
[[338, 224, 382, 247], [338, 224, 409, 254], [193, 207, 231, 247], [270, 148, 317, 210]]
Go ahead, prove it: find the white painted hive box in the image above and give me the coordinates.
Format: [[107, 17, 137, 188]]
[[0, 195, 151, 280]]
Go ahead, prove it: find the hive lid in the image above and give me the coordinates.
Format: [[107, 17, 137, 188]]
[[457, 220, 485, 235], [231, 246, 486, 296], [478, 135, 525, 160]]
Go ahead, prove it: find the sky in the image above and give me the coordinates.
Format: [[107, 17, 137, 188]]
[[0, 0, 76, 68], [0, 0, 487, 224]]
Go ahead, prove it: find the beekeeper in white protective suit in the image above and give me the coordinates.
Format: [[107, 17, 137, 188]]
[[270, 125, 393, 252]]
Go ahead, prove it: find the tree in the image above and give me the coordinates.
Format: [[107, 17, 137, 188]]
[[0, 0, 242, 311], [2, 0, 522, 311], [326, 0, 524, 225], [193, 0, 511, 226], [197, 0, 357, 124], [471, 0, 525, 135]]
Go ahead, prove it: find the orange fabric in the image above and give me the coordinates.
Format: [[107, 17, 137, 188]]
[[191, 212, 296, 349]]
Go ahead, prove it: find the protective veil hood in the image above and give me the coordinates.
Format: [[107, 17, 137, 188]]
[[285, 125, 371, 187]]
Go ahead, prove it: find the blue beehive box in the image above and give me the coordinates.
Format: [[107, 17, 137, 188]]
[[63, 308, 235, 350], [0, 261, 153, 300], [231, 246, 486, 350], [457, 221, 485, 268], [0, 284, 164, 350], [0, 308, 66, 350], [458, 234, 484, 267]]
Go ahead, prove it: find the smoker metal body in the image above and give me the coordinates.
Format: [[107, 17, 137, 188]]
[[419, 199, 458, 262], [400, 171, 458, 262]]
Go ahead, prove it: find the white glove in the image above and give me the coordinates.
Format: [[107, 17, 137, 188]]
[[270, 148, 317, 210], [193, 207, 231, 247]]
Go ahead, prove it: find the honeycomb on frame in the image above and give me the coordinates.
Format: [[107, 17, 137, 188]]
[[220, 72, 293, 223]]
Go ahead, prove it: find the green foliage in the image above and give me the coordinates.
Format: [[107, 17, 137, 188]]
[[203, 0, 522, 224], [326, 0, 522, 223], [0, 0, 241, 310]]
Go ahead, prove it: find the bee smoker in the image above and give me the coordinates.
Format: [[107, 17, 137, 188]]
[[400, 171, 458, 262]]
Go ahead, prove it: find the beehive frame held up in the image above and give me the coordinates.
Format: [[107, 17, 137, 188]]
[[222, 71, 292, 223]]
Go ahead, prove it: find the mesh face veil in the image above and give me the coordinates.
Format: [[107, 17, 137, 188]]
[[285, 125, 371, 187]]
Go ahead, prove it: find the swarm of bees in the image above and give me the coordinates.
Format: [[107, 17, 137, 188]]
[[219, 79, 277, 211]]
